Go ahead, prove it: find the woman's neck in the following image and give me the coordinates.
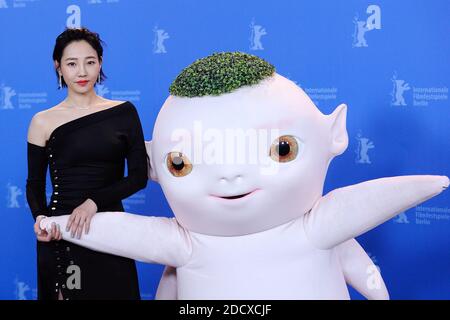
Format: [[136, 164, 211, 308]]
[[64, 90, 103, 109]]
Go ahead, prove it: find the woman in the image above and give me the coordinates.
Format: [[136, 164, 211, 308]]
[[26, 27, 148, 300]]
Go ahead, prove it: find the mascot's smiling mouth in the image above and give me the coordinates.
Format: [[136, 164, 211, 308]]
[[212, 189, 260, 200], [221, 192, 253, 200]]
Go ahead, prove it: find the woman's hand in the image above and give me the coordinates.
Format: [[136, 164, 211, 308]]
[[66, 199, 98, 239], [34, 216, 62, 242]]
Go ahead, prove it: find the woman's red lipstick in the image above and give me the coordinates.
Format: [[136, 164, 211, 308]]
[[76, 80, 89, 86]]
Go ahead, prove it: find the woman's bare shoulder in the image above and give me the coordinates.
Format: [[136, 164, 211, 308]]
[[99, 99, 127, 108], [28, 104, 65, 146]]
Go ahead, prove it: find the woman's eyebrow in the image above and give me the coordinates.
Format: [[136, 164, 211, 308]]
[[64, 56, 97, 61]]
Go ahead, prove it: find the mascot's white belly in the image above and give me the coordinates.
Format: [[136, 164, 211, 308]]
[[177, 217, 350, 300]]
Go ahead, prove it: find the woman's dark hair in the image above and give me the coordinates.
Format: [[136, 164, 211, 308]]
[[52, 27, 107, 88]]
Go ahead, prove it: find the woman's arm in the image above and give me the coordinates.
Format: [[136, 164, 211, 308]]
[[26, 113, 49, 220], [84, 104, 148, 208]]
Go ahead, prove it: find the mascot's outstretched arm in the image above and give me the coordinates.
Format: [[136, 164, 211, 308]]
[[39, 212, 192, 267], [304, 175, 449, 250], [337, 239, 389, 300]]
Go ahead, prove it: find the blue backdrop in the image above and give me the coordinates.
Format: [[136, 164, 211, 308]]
[[0, 0, 449, 300]]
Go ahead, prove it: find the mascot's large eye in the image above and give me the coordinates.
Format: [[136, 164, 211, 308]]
[[269, 135, 298, 163], [166, 152, 193, 177]]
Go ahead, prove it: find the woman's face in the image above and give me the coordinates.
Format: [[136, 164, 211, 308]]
[[56, 40, 101, 94]]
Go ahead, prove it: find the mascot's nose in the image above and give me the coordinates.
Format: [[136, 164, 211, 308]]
[[219, 175, 243, 184], [218, 169, 244, 184]]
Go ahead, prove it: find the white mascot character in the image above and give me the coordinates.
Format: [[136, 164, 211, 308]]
[[39, 52, 448, 299]]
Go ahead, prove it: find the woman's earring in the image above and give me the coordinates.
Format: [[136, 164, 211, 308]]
[[58, 75, 62, 89], [97, 72, 101, 84]]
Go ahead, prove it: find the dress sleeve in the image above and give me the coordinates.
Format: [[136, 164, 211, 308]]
[[86, 104, 148, 208], [26, 142, 49, 220]]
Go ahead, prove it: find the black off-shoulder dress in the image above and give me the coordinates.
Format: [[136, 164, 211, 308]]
[[26, 101, 148, 300]]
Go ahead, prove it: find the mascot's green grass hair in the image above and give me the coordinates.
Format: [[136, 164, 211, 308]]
[[169, 52, 275, 97]]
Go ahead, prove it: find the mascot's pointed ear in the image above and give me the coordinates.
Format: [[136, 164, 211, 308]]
[[145, 141, 158, 182], [329, 104, 348, 156]]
